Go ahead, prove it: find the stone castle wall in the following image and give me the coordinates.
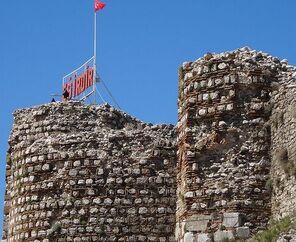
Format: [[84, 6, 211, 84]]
[[270, 75, 296, 219], [2, 48, 296, 242], [176, 48, 275, 242], [3, 102, 176, 242]]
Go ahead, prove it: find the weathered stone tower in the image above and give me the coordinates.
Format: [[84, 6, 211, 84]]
[[3, 47, 296, 242], [3, 102, 176, 242], [176, 47, 296, 241], [270, 70, 296, 220]]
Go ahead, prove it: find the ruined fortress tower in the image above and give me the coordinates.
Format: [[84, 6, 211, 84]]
[[3, 104, 177, 242], [3, 48, 296, 242]]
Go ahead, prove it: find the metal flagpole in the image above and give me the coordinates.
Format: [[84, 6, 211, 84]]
[[93, 5, 97, 104]]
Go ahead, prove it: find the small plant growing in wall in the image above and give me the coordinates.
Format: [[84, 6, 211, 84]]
[[6, 154, 11, 164], [179, 66, 185, 79], [80, 216, 88, 226], [98, 225, 106, 236], [50, 222, 62, 235], [178, 66, 185, 100], [178, 191, 185, 203], [265, 179, 273, 192], [248, 216, 296, 242], [207, 95, 213, 104], [23, 170, 29, 177], [207, 61, 214, 70], [220, 224, 226, 230], [16, 174, 21, 180], [121, 147, 129, 155]]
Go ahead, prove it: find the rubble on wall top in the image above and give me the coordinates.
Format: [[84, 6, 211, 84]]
[[13, 101, 143, 128], [10, 101, 176, 153], [181, 47, 296, 83]]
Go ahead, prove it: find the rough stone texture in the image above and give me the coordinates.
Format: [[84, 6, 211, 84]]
[[176, 47, 296, 241], [3, 47, 296, 242], [235, 227, 250, 239], [277, 229, 296, 242], [222, 213, 242, 228], [184, 232, 194, 242], [271, 79, 296, 219], [213, 230, 234, 242], [197, 233, 212, 242], [3, 102, 176, 242]]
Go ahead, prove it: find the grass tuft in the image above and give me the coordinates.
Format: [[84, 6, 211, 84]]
[[248, 216, 296, 242]]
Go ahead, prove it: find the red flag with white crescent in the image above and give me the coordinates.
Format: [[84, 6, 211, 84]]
[[95, 0, 106, 12]]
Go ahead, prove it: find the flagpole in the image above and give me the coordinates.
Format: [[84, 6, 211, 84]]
[[93, 7, 97, 104]]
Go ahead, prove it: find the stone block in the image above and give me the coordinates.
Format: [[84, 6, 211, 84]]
[[199, 109, 207, 116], [185, 215, 211, 232], [185, 191, 194, 198], [184, 232, 194, 242], [176, 221, 186, 240], [198, 233, 212, 242], [213, 230, 234, 242], [222, 212, 242, 228], [236, 227, 250, 239], [218, 63, 227, 70]]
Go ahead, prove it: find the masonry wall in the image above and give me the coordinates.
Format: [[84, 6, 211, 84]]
[[3, 47, 296, 242], [271, 81, 296, 219], [176, 49, 278, 242], [3, 102, 176, 242]]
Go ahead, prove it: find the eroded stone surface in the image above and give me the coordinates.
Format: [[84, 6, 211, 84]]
[[3, 47, 296, 242], [3, 102, 176, 242], [176, 47, 296, 241]]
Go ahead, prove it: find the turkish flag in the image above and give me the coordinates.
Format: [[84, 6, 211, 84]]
[[95, 0, 106, 12]]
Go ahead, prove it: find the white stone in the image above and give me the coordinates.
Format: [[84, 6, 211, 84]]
[[90, 208, 98, 214], [97, 168, 104, 175], [29, 176, 35, 182], [218, 121, 227, 127], [42, 164, 50, 171], [226, 104, 234, 111], [185, 215, 211, 232], [69, 169, 77, 176], [203, 93, 209, 101], [185, 191, 194, 198], [127, 208, 136, 214], [158, 207, 165, 214], [214, 230, 234, 242], [198, 233, 212, 242], [104, 198, 113, 205], [218, 63, 227, 69], [223, 212, 242, 227], [139, 207, 148, 214], [198, 109, 207, 116], [236, 227, 250, 239], [184, 232, 194, 242], [184, 72, 193, 81], [73, 160, 81, 167]]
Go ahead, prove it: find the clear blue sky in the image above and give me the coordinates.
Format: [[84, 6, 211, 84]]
[[0, 0, 295, 234]]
